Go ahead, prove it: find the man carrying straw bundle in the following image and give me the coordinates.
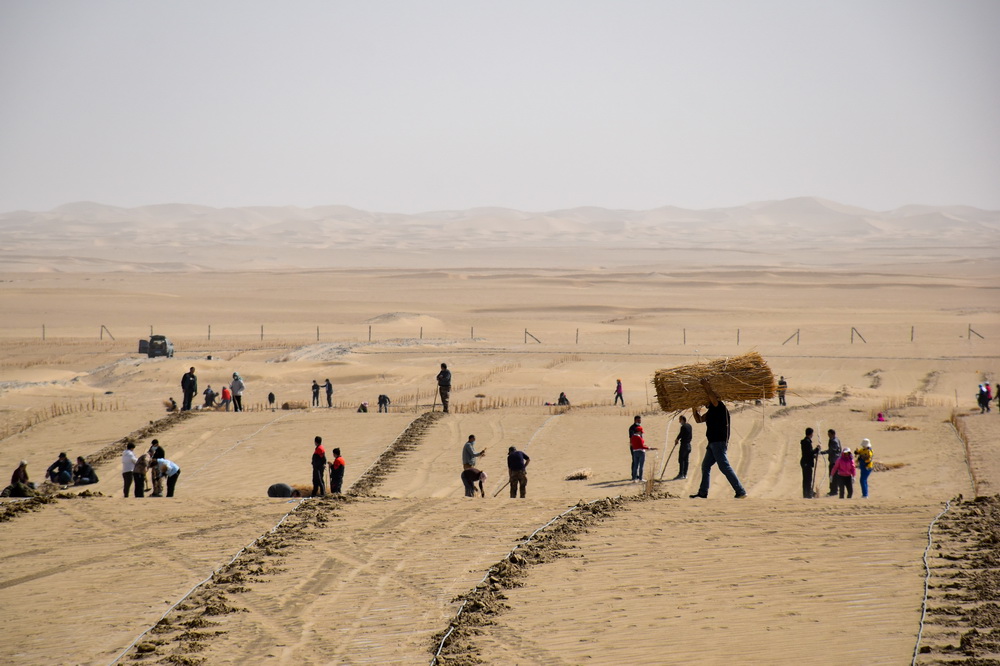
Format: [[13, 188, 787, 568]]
[[690, 378, 747, 499]]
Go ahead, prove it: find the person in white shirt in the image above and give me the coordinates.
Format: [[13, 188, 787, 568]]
[[121, 443, 138, 498], [155, 458, 181, 497]]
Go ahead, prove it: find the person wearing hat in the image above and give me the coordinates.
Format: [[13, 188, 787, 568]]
[[230, 372, 246, 412], [6, 460, 34, 497], [507, 446, 530, 498], [356, 402, 368, 413], [461, 468, 487, 497], [830, 449, 857, 499], [854, 439, 875, 498], [46, 452, 73, 486]]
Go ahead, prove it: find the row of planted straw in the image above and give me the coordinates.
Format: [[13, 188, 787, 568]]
[[652, 351, 776, 413]]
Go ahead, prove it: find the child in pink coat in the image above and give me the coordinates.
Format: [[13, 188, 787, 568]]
[[831, 449, 856, 499]]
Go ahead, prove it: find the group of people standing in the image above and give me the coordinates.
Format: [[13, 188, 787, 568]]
[[978, 382, 994, 413], [182, 367, 246, 412], [799, 428, 875, 499], [460, 434, 531, 498], [121, 439, 181, 497], [309, 436, 346, 497]]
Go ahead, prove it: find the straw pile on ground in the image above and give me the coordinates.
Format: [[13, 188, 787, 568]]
[[652, 352, 776, 413]]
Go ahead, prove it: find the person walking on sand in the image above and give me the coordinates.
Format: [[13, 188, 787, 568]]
[[777, 376, 788, 406], [831, 449, 856, 499], [324, 379, 333, 408], [437, 363, 452, 413], [461, 468, 487, 497], [507, 446, 530, 498], [181, 367, 197, 411], [311, 436, 327, 496], [312, 380, 320, 407], [674, 415, 693, 479], [614, 379, 625, 407], [800, 428, 820, 498], [122, 443, 138, 497], [854, 439, 874, 498], [230, 373, 246, 412], [462, 434, 485, 470], [820, 429, 842, 496], [690, 378, 747, 499], [328, 448, 345, 494], [630, 426, 656, 483]]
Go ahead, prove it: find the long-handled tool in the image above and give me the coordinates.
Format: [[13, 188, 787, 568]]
[[811, 448, 820, 498], [657, 413, 680, 480]]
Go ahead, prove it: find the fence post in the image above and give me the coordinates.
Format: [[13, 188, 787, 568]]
[[316, 326, 319, 342], [576, 328, 579, 344], [208, 324, 211, 341], [260, 325, 264, 341], [369, 325, 372, 342], [683, 328, 686, 345], [471, 326, 474, 339], [420, 326, 423, 339], [911, 325, 914, 342], [628, 328, 631, 345], [737, 328, 740, 345], [42, 324, 45, 340]]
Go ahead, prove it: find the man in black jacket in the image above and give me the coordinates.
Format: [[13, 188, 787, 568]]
[[674, 415, 693, 479], [800, 428, 820, 498], [437, 363, 452, 413], [181, 367, 197, 411]]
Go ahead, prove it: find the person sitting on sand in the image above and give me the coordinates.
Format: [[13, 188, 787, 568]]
[[167, 397, 177, 412], [876, 412, 885, 422], [267, 483, 302, 498], [557, 392, 570, 406], [356, 402, 368, 413], [72, 456, 99, 485], [46, 452, 73, 486], [3, 460, 35, 497], [461, 468, 487, 497]]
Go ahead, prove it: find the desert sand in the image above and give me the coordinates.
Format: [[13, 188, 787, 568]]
[[1, 199, 998, 665]]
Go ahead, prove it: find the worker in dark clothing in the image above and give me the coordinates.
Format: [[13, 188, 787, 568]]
[[329, 448, 345, 494], [46, 452, 73, 485], [73, 456, 99, 485], [674, 415, 693, 479], [777, 376, 788, 406], [377, 394, 391, 413], [800, 427, 820, 498], [437, 363, 452, 413], [690, 378, 747, 499], [461, 468, 487, 497], [819, 429, 842, 496], [267, 483, 301, 498], [181, 367, 197, 411], [507, 446, 530, 498], [311, 436, 327, 496], [311, 380, 320, 407]]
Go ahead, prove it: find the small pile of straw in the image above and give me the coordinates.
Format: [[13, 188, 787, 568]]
[[565, 468, 592, 481], [282, 401, 308, 410], [652, 351, 775, 413]]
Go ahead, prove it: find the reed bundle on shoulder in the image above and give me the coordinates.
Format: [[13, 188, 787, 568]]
[[652, 351, 776, 412]]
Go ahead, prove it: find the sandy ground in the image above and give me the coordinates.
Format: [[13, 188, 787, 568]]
[[0, 256, 998, 665]]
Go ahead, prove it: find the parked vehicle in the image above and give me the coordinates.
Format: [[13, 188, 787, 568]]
[[146, 335, 174, 358]]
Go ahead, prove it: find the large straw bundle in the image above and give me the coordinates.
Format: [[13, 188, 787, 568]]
[[652, 351, 776, 412]]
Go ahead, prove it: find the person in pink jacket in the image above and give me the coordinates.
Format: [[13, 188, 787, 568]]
[[831, 449, 856, 499]]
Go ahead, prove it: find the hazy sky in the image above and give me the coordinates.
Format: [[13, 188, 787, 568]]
[[1, 0, 998, 213]]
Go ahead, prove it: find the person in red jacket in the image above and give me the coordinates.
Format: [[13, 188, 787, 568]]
[[328, 448, 346, 494], [630, 426, 656, 483], [830, 449, 857, 499]]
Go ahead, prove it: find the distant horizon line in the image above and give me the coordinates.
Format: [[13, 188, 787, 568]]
[[4, 195, 997, 217]]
